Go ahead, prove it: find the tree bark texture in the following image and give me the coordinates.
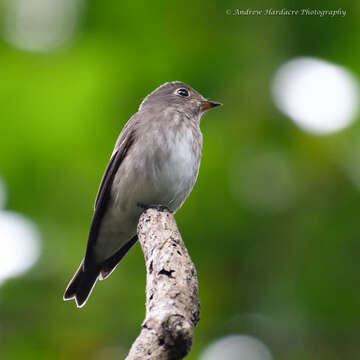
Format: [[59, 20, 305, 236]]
[[125, 208, 200, 360]]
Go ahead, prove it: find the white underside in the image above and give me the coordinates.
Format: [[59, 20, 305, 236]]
[[93, 122, 201, 261]]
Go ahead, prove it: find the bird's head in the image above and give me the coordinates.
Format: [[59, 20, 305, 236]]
[[139, 81, 222, 119]]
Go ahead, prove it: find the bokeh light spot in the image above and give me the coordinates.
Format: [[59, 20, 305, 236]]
[[3, 0, 83, 52], [272, 57, 359, 135], [0, 211, 41, 283], [199, 334, 273, 360]]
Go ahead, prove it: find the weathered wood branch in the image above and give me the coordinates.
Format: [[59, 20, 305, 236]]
[[125, 208, 200, 360]]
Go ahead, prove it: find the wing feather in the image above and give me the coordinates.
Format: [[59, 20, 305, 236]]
[[84, 123, 136, 265]]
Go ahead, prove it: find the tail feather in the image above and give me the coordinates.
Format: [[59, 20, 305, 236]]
[[64, 236, 138, 307], [63, 260, 100, 308], [99, 235, 138, 280]]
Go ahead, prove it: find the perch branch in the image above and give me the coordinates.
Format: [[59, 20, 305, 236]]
[[125, 208, 200, 360]]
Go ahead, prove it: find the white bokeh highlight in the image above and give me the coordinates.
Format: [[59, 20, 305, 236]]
[[272, 57, 359, 135], [199, 334, 273, 360], [3, 0, 83, 52], [0, 211, 41, 283]]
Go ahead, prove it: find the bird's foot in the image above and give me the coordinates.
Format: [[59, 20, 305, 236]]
[[137, 203, 170, 212]]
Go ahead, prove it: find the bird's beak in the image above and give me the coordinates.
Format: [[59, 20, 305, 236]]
[[200, 100, 223, 111]]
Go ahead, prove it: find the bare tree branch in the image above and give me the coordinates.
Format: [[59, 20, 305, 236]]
[[125, 208, 200, 360]]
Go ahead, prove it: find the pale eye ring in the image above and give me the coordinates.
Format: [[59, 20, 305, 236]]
[[176, 88, 189, 97]]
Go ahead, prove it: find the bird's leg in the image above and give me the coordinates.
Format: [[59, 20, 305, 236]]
[[137, 203, 170, 212]]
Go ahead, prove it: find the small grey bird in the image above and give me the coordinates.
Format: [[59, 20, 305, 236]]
[[63, 81, 222, 307]]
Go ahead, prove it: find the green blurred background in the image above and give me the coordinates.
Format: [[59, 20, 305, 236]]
[[0, 0, 359, 359]]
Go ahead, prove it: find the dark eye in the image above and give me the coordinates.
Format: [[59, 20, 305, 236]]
[[176, 88, 189, 97]]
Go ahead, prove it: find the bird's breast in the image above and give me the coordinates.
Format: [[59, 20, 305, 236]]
[[146, 122, 202, 210]]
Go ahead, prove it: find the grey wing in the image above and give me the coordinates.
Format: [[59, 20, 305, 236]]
[[94, 117, 137, 210], [84, 122, 137, 265]]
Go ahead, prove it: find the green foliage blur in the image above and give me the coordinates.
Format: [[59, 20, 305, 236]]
[[0, 0, 359, 359]]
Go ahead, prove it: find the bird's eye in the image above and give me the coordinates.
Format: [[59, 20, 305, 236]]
[[176, 88, 189, 97]]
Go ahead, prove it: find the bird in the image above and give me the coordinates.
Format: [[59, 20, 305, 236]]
[[63, 81, 222, 307]]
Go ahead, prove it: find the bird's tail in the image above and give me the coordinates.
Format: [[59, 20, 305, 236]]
[[63, 260, 100, 308]]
